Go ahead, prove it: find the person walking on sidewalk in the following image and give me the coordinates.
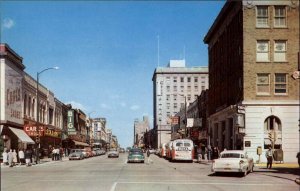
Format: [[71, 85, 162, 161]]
[[8, 149, 13, 167], [18, 149, 25, 166], [147, 149, 151, 164], [265, 147, 273, 169], [25, 148, 32, 167], [2, 149, 8, 166], [12, 149, 17, 166]]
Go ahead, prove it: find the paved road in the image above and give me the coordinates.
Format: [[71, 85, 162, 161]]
[[1, 153, 299, 191]]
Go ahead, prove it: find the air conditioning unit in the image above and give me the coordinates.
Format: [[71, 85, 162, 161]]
[[235, 114, 244, 127]]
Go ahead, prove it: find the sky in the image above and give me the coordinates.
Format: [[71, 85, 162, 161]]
[[0, 0, 225, 148]]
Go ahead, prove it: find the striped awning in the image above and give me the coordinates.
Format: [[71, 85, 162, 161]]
[[9, 127, 35, 144], [72, 140, 89, 147]]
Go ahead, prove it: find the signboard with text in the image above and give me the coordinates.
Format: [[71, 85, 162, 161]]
[[4, 64, 23, 124], [67, 110, 76, 134]]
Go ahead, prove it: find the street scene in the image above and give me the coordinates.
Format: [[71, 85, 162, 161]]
[[1, 153, 299, 191], [1, 0, 300, 191]]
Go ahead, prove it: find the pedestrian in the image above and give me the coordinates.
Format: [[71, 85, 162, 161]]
[[265, 147, 273, 169], [296, 152, 300, 168], [147, 149, 151, 164], [8, 149, 13, 167], [59, 147, 63, 160], [212, 147, 219, 159], [18, 149, 25, 166], [12, 149, 18, 166], [2, 149, 8, 165], [52, 148, 56, 161], [25, 148, 32, 167]]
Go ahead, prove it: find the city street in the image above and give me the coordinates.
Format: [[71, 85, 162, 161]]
[[1, 153, 299, 191]]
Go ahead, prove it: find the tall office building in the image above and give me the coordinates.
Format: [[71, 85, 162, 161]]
[[152, 60, 208, 148]]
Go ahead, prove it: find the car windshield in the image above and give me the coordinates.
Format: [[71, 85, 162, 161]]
[[220, 153, 241, 158], [130, 149, 142, 154]]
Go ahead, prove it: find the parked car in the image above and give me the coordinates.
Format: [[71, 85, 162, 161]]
[[107, 148, 119, 158], [68, 151, 84, 160], [211, 150, 254, 176], [127, 148, 145, 163]]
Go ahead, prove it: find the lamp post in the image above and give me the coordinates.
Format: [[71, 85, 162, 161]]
[[36, 66, 59, 164]]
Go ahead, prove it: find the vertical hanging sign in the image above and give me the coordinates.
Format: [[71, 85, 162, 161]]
[[67, 110, 76, 135]]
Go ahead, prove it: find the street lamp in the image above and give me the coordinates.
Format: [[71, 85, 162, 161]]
[[36, 66, 59, 163]]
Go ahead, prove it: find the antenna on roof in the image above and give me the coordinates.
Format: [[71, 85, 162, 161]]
[[157, 35, 160, 68]]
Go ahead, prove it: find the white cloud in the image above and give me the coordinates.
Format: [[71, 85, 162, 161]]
[[66, 101, 86, 111], [130, 105, 140, 111], [2, 18, 15, 29]]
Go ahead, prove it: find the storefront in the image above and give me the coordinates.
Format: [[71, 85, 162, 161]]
[[24, 123, 62, 158]]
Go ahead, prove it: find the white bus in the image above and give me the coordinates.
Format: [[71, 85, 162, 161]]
[[160, 143, 166, 157], [170, 139, 194, 162]]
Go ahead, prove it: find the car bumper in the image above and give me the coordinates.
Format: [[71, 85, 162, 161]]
[[128, 159, 144, 163], [212, 168, 245, 173]]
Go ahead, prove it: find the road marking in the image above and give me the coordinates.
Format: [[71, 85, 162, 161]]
[[116, 181, 278, 186], [110, 182, 117, 191]]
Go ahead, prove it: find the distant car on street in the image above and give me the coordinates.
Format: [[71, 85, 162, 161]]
[[68, 151, 84, 160], [211, 150, 254, 176], [127, 148, 145, 163], [119, 148, 125, 153], [107, 148, 119, 158]]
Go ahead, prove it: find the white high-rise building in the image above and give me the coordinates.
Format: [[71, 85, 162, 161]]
[[152, 60, 208, 148]]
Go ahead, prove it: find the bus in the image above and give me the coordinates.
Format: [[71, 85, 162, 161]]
[[170, 139, 194, 162], [160, 143, 166, 157]]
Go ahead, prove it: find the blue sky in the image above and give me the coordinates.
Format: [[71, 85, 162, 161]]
[[1, 1, 225, 148]]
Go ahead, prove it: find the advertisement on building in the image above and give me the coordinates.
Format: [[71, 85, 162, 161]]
[[4, 64, 23, 124], [67, 110, 76, 135]]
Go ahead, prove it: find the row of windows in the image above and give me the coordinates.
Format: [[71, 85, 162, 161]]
[[165, 85, 206, 92], [256, 6, 287, 28], [165, 76, 206, 83], [257, 73, 287, 95], [256, 40, 287, 62]]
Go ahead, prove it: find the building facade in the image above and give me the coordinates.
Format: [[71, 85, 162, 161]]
[[133, 116, 150, 148], [152, 60, 208, 148], [204, 0, 299, 163]]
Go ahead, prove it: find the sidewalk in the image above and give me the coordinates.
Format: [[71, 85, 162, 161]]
[[255, 162, 299, 168], [0, 157, 69, 168]]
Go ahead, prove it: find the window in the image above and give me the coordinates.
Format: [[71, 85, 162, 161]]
[[187, 86, 191, 92], [174, 103, 177, 109], [257, 74, 270, 94], [180, 77, 184, 82], [256, 40, 269, 62], [264, 116, 282, 131], [166, 94, 170, 101], [180, 86, 184, 92], [275, 73, 287, 94], [24, 94, 27, 115], [173, 86, 177, 92], [194, 77, 198, 83], [201, 86, 205, 91], [195, 86, 198, 92], [274, 6, 286, 27], [173, 77, 177, 83], [166, 86, 170, 92], [173, 95, 177, 101], [256, 6, 269, 27], [180, 103, 184, 109], [187, 95, 191, 101], [187, 77, 191, 83], [166, 77, 170, 83], [274, 40, 287, 62]]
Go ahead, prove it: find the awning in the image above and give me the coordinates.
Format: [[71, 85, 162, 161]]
[[73, 140, 89, 147], [9, 127, 35, 144]]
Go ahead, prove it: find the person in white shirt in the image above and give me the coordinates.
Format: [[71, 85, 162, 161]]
[[18, 149, 25, 165]]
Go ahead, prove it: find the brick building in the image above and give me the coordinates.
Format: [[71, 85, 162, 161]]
[[204, 0, 299, 163]]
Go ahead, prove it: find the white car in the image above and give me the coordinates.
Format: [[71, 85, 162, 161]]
[[211, 150, 254, 176]]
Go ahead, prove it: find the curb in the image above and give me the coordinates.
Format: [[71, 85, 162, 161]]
[[295, 178, 300, 185]]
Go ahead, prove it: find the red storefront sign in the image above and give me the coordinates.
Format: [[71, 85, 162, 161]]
[[24, 125, 45, 136]]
